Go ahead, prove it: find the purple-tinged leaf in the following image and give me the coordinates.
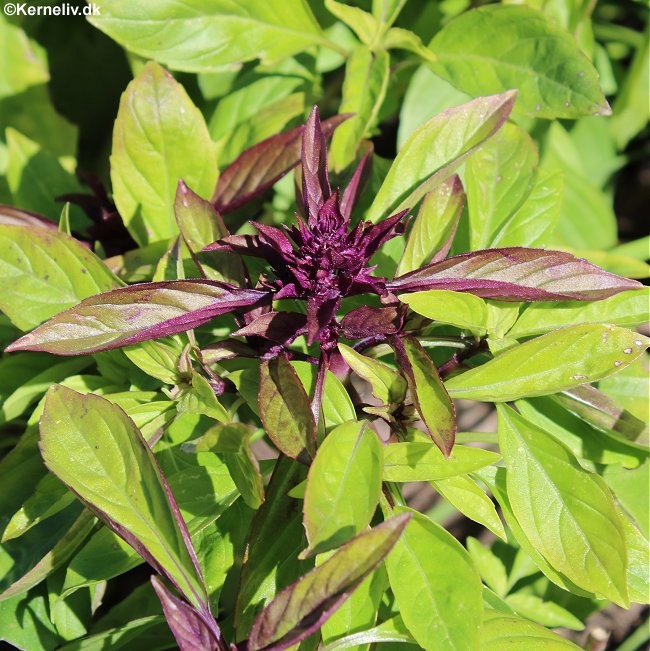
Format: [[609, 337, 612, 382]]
[[39, 386, 209, 611], [151, 576, 223, 651], [358, 209, 409, 260], [6, 281, 267, 355], [367, 91, 517, 223], [342, 306, 404, 340], [259, 356, 316, 461], [0, 205, 57, 230], [174, 180, 245, 285], [302, 106, 331, 225], [212, 114, 349, 213], [248, 513, 411, 651], [201, 340, 258, 363], [340, 148, 372, 221], [396, 175, 464, 276], [232, 311, 307, 344], [389, 248, 642, 300], [306, 292, 340, 345], [391, 336, 456, 456]]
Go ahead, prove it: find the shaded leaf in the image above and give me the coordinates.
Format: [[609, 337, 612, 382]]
[[235, 456, 310, 637], [321, 615, 416, 650], [367, 91, 516, 223], [389, 247, 642, 300], [303, 421, 382, 555], [384, 507, 483, 651], [111, 62, 217, 245], [6, 281, 265, 355], [39, 386, 209, 611], [430, 5, 610, 118], [391, 336, 456, 455], [498, 405, 629, 605], [248, 513, 410, 651], [259, 356, 316, 460], [183, 423, 264, 509], [446, 324, 649, 402]]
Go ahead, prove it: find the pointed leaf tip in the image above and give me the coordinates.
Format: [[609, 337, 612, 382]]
[[248, 513, 411, 650], [302, 106, 331, 225]]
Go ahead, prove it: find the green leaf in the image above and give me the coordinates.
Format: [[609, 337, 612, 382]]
[[0, 586, 61, 650], [392, 336, 456, 455], [384, 507, 483, 651], [497, 405, 629, 605], [396, 175, 465, 276], [367, 91, 516, 223], [430, 5, 610, 118], [397, 66, 470, 150], [490, 168, 563, 248], [400, 290, 488, 335], [259, 356, 316, 460], [248, 514, 411, 651], [383, 27, 436, 64], [325, 0, 379, 46], [383, 441, 500, 482], [236, 456, 310, 638], [0, 15, 49, 98], [510, 288, 650, 338], [432, 475, 507, 541], [446, 324, 650, 402], [292, 361, 356, 429], [5, 129, 85, 226], [90, 0, 326, 73], [600, 355, 650, 424], [503, 593, 584, 631], [39, 385, 208, 611], [330, 46, 389, 171], [0, 357, 91, 426], [0, 224, 120, 331], [322, 615, 416, 650], [303, 421, 382, 555], [173, 180, 245, 285], [481, 609, 582, 650], [516, 397, 647, 470], [123, 336, 184, 385], [0, 506, 95, 601], [618, 508, 650, 604], [177, 371, 230, 423], [466, 538, 508, 597], [465, 122, 539, 250], [183, 423, 264, 510], [111, 62, 217, 245], [338, 344, 406, 404], [321, 565, 387, 650]]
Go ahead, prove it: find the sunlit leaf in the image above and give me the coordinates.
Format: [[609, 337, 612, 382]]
[[430, 5, 610, 118], [446, 325, 649, 402], [303, 421, 382, 555], [111, 62, 217, 245], [498, 405, 629, 605]]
